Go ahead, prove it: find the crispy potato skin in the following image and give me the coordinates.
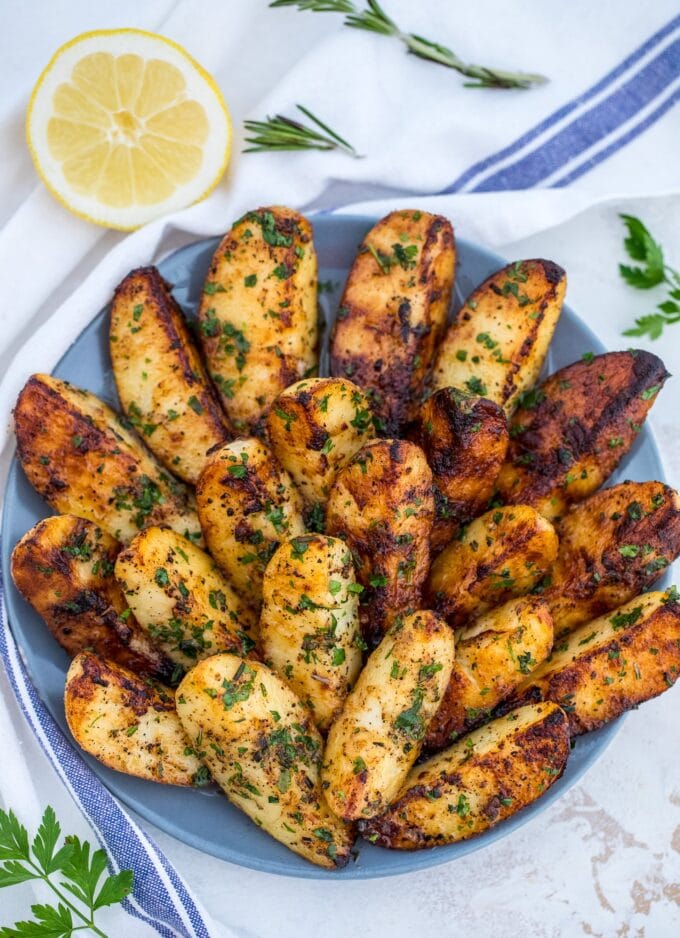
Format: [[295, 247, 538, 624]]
[[427, 505, 558, 627], [266, 377, 376, 510], [503, 591, 680, 735], [176, 654, 353, 869], [543, 481, 680, 637], [410, 388, 509, 551], [496, 350, 669, 520], [197, 207, 318, 434], [260, 535, 363, 730], [360, 702, 569, 849], [195, 439, 306, 611], [322, 611, 454, 821], [11, 515, 174, 682], [115, 527, 257, 671], [424, 597, 554, 751], [110, 266, 230, 484], [432, 259, 566, 413], [330, 210, 455, 434], [14, 374, 201, 545], [326, 439, 435, 646], [65, 652, 202, 785]]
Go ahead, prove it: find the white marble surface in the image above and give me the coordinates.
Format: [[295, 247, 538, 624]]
[[135, 194, 680, 938]]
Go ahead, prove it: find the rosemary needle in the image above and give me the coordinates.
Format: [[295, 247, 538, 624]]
[[243, 104, 359, 156]]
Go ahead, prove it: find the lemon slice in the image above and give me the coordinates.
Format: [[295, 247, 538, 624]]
[[26, 29, 232, 230]]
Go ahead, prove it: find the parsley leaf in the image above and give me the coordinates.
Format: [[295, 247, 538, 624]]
[[619, 214, 680, 339]]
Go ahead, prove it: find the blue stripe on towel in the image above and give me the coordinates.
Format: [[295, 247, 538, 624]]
[[440, 13, 680, 193], [0, 574, 212, 938]]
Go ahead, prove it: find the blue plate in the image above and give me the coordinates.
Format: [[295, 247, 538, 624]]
[[0, 215, 669, 879]]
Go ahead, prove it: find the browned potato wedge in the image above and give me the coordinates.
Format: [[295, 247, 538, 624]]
[[110, 266, 230, 484], [321, 611, 454, 821], [260, 535, 363, 729], [330, 210, 455, 434], [176, 654, 354, 868], [410, 388, 509, 551], [427, 505, 558, 627], [195, 439, 306, 610], [266, 377, 376, 512], [115, 527, 257, 671], [11, 515, 174, 682], [542, 481, 680, 637], [326, 439, 435, 646], [14, 374, 201, 545], [432, 259, 566, 414], [197, 206, 318, 434], [503, 590, 680, 735], [496, 349, 669, 520], [360, 701, 570, 849], [65, 652, 203, 786], [424, 596, 553, 751]]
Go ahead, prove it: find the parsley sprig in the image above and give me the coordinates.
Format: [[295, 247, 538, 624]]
[[270, 0, 547, 89], [244, 105, 357, 156], [0, 806, 133, 937], [619, 214, 680, 340]]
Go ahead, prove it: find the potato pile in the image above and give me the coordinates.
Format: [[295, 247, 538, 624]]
[[11, 207, 680, 869]]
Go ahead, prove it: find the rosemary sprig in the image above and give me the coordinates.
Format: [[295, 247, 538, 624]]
[[270, 0, 548, 89], [243, 104, 358, 155]]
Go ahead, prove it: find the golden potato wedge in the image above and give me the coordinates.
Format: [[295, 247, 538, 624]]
[[325, 439, 435, 646], [432, 259, 566, 414], [321, 611, 454, 821], [265, 377, 376, 514], [503, 590, 680, 735], [330, 210, 455, 434], [260, 534, 363, 729], [11, 515, 174, 682], [427, 505, 558, 627], [542, 481, 680, 637], [360, 701, 570, 849], [65, 652, 203, 786], [424, 596, 554, 751], [110, 266, 230, 484], [197, 206, 318, 434], [410, 388, 509, 551], [496, 349, 669, 520], [115, 527, 257, 671], [176, 654, 353, 868], [195, 439, 306, 610], [14, 374, 201, 545]]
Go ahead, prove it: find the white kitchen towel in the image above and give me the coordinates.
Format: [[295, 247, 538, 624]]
[[0, 2, 678, 935]]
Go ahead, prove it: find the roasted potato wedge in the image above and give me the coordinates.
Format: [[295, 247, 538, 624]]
[[321, 611, 454, 821], [410, 388, 509, 551], [266, 377, 376, 513], [433, 258, 567, 414], [326, 439, 435, 646], [195, 439, 306, 610], [197, 206, 318, 434], [542, 481, 680, 637], [14, 374, 201, 545], [496, 349, 669, 520], [432, 259, 566, 414], [115, 527, 257, 671], [360, 701, 570, 849], [503, 590, 680, 735], [330, 210, 455, 434], [110, 266, 230, 484], [427, 505, 558, 627], [65, 652, 203, 786], [424, 596, 554, 751], [260, 534, 363, 729], [11, 515, 174, 682], [176, 654, 353, 868]]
